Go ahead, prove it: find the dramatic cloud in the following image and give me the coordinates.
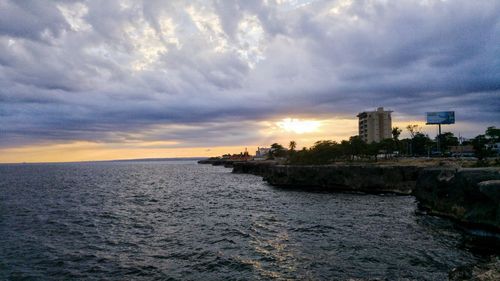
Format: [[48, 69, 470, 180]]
[[1, 0, 499, 154]]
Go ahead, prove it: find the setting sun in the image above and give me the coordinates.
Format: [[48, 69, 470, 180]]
[[276, 118, 322, 134]]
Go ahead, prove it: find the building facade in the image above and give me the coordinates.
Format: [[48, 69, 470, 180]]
[[357, 107, 393, 143], [254, 147, 271, 160]]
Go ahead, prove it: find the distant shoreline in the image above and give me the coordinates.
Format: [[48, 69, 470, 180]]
[[0, 157, 207, 165]]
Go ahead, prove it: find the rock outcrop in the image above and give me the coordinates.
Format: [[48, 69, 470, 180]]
[[198, 159, 227, 165], [232, 160, 277, 176], [198, 159, 239, 167], [414, 167, 500, 231], [449, 257, 500, 281], [259, 164, 422, 194]]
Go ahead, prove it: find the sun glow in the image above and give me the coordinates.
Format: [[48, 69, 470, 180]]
[[276, 118, 322, 134]]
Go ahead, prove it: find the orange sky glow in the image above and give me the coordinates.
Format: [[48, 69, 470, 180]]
[[0, 117, 435, 163]]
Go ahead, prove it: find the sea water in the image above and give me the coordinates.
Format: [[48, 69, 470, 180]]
[[0, 161, 488, 280]]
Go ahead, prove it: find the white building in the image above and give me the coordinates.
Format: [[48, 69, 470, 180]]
[[254, 147, 271, 160], [357, 107, 393, 143]]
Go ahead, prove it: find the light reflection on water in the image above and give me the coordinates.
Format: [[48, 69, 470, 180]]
[[0, 161, 489, 280]]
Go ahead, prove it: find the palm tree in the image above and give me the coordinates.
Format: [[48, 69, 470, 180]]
[[392, 127, 402, 141], [289, 141, 297, 151]]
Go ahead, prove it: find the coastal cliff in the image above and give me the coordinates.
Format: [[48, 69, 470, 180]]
[[261, 164, 421, 194], [231, 160, 277, 176], [198, 159, 241, 168], [198, 159, 230, 166], [414, 167, 500, 231]]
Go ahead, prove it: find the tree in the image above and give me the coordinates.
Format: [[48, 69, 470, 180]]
[[366, 141, 380, 161], [412, 133, 433, 156], [486, 126, 500, 142], [379, 138, 397, 158], [391, 127, 403, 154], [406, 124, 423, 155], [289, 141, 297, 151], [399, 138, 412, 155], [406, 124, 420, 138], [309, 140, 341, 164], [340, 140, 351, 158], [437, 132, 459, 152], [392, 127, 402, 141], [471, 134, 490, 160], [349, 136, 367, 160], [471, 126, 499, 159], [270, 143, 286, 158]]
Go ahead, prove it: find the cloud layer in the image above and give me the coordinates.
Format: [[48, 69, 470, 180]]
[[1, 0, 499, 149]]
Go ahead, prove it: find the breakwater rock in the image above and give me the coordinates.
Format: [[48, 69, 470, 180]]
[[264, 164, 422, 194], [231, 160, 277, 176], [234, 162, 422, 194], [414, 167, 500, 231], [449, 257, 500, 281], [197, 159, 238, 167]]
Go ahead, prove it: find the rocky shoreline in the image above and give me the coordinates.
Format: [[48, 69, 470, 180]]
[[415, 167, 500, 232], [449, 257, 500, 281], [197, 158, 242, 168], [255, 164, 421, 194]]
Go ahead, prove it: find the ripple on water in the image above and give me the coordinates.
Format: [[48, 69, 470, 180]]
[[0, 161, 492, 280]]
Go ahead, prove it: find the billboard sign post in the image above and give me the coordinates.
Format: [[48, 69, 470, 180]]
[[426, 111, 455, 154], [426, 111, 455, 125]]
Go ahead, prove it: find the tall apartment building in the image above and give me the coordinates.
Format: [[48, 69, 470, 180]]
[[357, 107, 393, 143]]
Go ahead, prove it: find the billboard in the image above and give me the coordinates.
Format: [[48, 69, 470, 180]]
[[426, 111, 455, 124]]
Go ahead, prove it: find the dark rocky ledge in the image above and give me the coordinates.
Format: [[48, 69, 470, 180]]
[[449, 257, 500, 281], [414, 167, 500, 232], [233, 161, 424, 194], [231, 160, 277, 176], [198, 159, 239, 167], [198, 159, 226, 165], [263, 164, 421, 195]]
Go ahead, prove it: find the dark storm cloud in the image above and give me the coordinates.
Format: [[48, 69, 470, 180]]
[[1, 0, 499, 148], [0, 1, 69, 41]]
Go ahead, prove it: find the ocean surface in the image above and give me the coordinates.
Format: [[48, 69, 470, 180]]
[[0, 161, 493, 280]]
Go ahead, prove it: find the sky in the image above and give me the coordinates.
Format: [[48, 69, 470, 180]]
[[1, 0, 499, 163]]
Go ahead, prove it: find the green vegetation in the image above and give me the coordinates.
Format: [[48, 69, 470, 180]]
[[264, 126, 500, 165], [269, 143, 287, 158], [287, 136, 396, 165], [463, 126, 500, 162]]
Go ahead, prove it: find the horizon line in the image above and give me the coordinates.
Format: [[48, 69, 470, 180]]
[[0, 156, 208, 165]]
